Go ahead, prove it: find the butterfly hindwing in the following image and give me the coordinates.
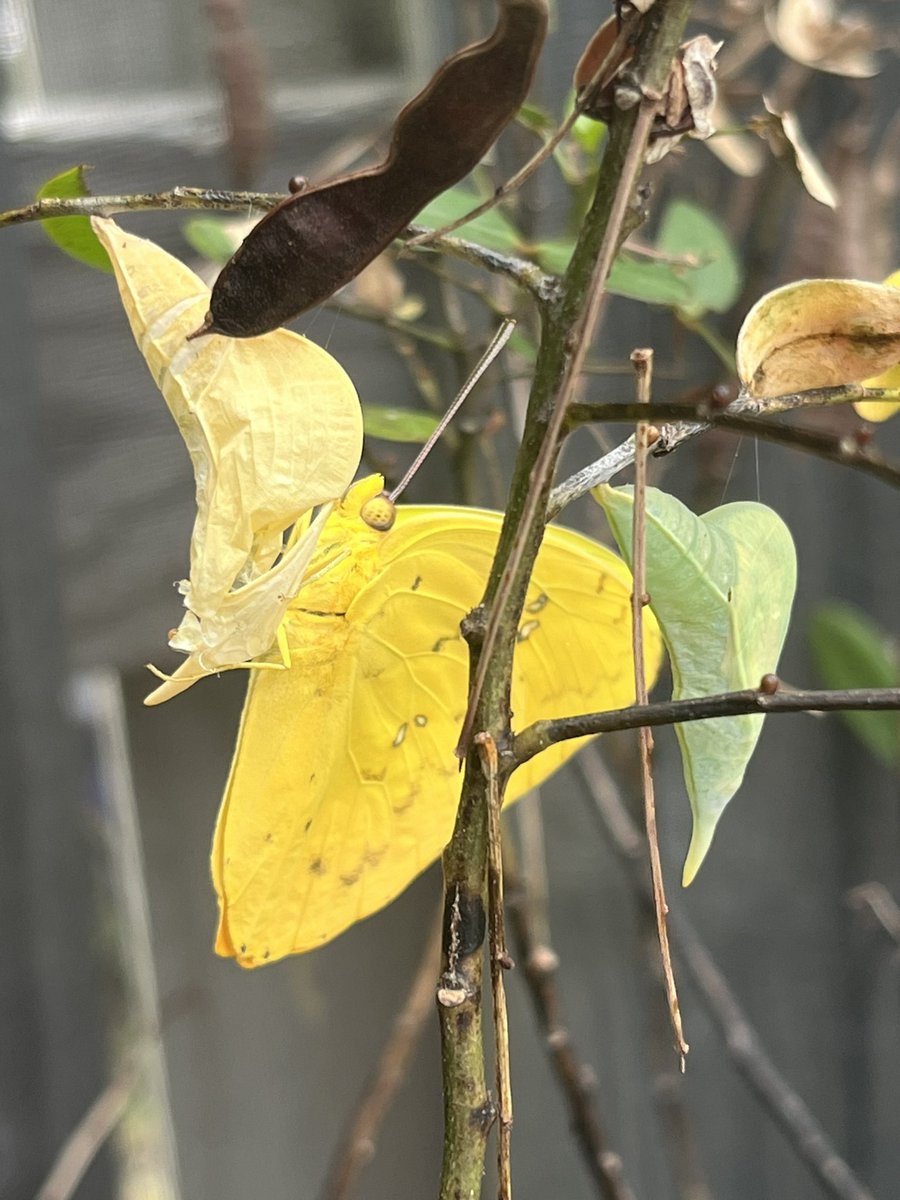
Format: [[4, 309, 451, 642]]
[[214, 504, 659, 965]]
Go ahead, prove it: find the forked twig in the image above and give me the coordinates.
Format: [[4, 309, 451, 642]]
[[34, 1055, 141, 1200], [551, 384, 900, 517]]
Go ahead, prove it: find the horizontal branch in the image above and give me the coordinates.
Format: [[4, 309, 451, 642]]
[[0, 186, 285, 225], [0, 187, 554, 299], [696, 412, 900, 491], [406, 223, 556, 301], [513, 684, 900, 767], [551, 384, 895, 515]]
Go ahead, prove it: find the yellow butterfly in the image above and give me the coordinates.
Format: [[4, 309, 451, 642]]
[[91, 217, 363, 701], [214, 474, 663, 966], [93, 221, 662, 966]]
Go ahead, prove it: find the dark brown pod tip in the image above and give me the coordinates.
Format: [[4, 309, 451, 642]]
[[186, 312, 215, 341]]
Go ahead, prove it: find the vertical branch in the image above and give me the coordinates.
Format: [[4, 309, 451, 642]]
[[477, 734, 514, 1200], [437, 810, 493, 1200], [630, 348, 688, 1063], [439, 4, 698, 1195]]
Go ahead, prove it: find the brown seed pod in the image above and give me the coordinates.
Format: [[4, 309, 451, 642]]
[[200, 0, 548, 339]]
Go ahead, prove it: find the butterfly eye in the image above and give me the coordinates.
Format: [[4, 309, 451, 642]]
[[360, 493, 397, 532]]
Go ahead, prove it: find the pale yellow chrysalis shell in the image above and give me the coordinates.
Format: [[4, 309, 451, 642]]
[[92, 218, 363, 699]]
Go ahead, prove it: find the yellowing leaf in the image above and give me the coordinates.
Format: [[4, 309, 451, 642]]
[[596, 485, 797, 885], [854, 270, 900, 422], [756, 101, 838, 208], [214, 475, 663, 966], [92, 218, 363, 698], [736, 278, 900, 398]]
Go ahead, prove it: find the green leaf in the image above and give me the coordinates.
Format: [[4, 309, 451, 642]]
[[515, 101, 557, 137], [608, 254, 698, 307], [596, 485, 797, 884], [181, 216, 242, 264], [537, 239, 695, 307], [363, 406, 439, 443], [570, 112, 606, 156], [656, 199, 742, 318], [809, 603, 899, 768], [414, 186, 523, 256], [36, 166, 111, 272]]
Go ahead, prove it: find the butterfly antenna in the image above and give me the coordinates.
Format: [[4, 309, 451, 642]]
[[388, 318, 516, 502]]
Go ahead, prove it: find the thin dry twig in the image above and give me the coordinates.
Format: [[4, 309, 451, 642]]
[[477, 733, 514, 1200], [0, 191, 555, 299], [203, 0, 272, 187], [706, 413, 900, 491], [579, 747, 877, 1200], [0, 187, 285, 225], [630, 347, 688, 1064], [847, 883, 900, 950], [321, 905, 443, 1200], [34, 1056, 141, 1200]]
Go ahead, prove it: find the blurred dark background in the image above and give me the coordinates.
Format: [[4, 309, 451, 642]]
[[1, 2, 898, 1198]]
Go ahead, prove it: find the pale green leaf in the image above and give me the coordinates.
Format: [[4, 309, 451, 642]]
[[537, 239, 695, 307], [363, 406, 439, 443], [656, 199, 742, 317], [414, 186, 523, 255], [37, 166, 111, 272], [809, 602, 899, 768], [181, 216, 242, 264], [596, 485, 797, 884]]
